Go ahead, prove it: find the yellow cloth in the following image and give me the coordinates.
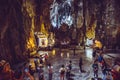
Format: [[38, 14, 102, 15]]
[[86, 21, 96, 39], [94, 40, 102, 49]]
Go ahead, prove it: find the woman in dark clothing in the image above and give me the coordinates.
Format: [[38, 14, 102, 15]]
[[48, 63, 53, 80], [38, 67, 44, 80], [68, 60, 72, 71], [79, 57, 83, 72], [92, 61, 98, 78], [29, 65, 34, 76], [66, 67, 70, 80]]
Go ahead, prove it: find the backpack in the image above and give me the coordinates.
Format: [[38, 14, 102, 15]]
[[60, 69, 65, 75]]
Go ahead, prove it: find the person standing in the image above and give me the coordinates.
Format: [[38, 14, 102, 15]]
[[92, 61, 99, 78], [34, 57, 38, 72], [38, 65, 44, 80], [66, 66, 70, 80], [29, 64, 34, 76], [39, 55, 43, 64], [105, 71, 113, 80], [23, 63, 34, 80], [59, 65, 66, 80], [48, 63, 53, 80], [68, 60, 72, 71], [73, 48, 76, 56], [101, 62, 107, 74], [79, 57, 83, 72]]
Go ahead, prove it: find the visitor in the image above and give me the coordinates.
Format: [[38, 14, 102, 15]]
[[92, 61, 98, 78], [34, 57, 38, 72], [38, 65, 44, 80], [59, 65, 66, 80], [104, 71, 113, 80], [29, 64, 34, 76], [66, 66, 70, 80], [23, 65, 34, 80], [48, 63, 53, 80], [39, 55, 43, 64], [68, 60, 72, 71], [79, 57, 83, 73]]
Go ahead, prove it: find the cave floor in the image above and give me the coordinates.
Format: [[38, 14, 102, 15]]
[[27, 48, 120, 80]]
